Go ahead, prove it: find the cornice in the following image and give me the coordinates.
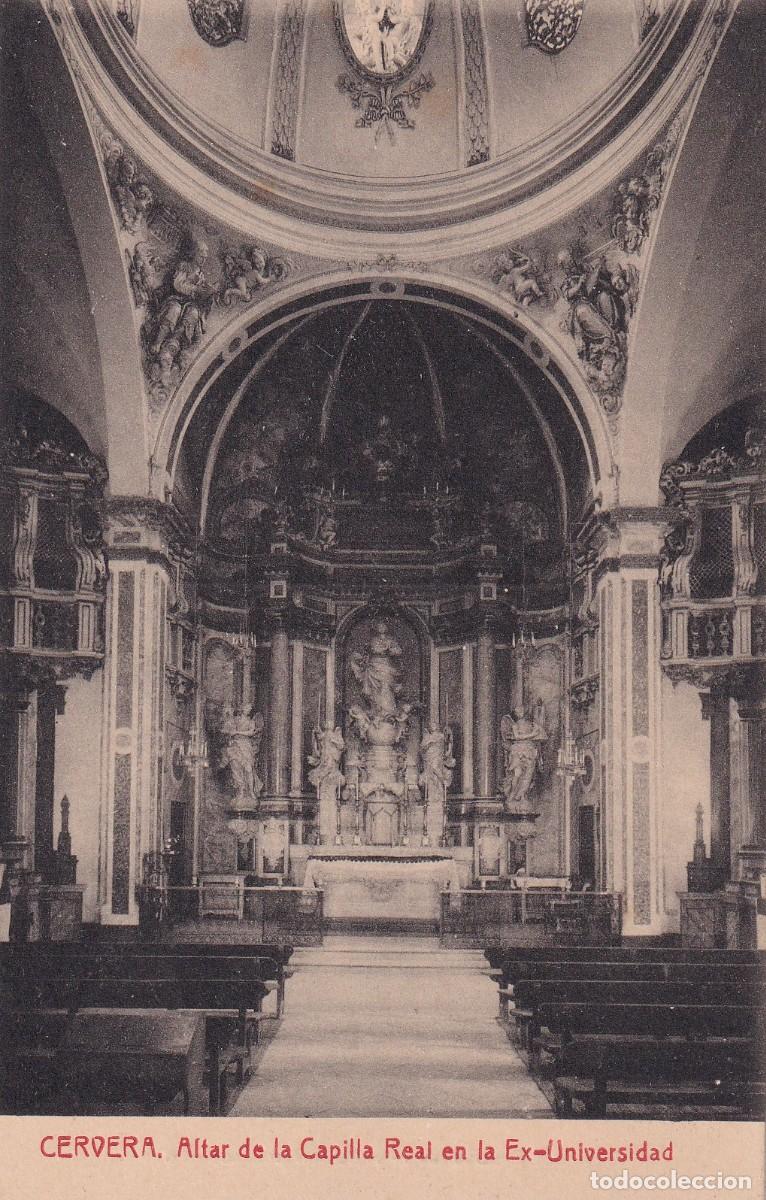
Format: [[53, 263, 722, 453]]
[[50, 0, 733, 259]]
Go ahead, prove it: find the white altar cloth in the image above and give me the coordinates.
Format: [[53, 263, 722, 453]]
[[302, 855, 461, 921]]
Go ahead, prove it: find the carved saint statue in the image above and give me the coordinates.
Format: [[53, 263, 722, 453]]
[[219, 705, 264, 804], [349, 620, 403, 719], [418, 720, 455, 800], [307, 720, 346, 796], [500, 702, 547, 807]]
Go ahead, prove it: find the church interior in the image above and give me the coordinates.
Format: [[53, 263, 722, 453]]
[[0, 0, 764, 1120]]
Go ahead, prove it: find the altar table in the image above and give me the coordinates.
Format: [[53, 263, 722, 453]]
[[301, 855, 461, 922]]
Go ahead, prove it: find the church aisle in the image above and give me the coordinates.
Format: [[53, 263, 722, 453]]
[[230, 937, 552, 1118]]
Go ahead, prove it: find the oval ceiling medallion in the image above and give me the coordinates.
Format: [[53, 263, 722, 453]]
[[525, 0, 585, 55], [336, 0, 433, 82]]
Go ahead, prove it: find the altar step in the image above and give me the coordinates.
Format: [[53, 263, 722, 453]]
[[295, 935, 488, 971]]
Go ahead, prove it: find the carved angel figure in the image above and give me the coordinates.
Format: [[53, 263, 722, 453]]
[[104, 143, 154, 233], [611, 176, 660, 256], [492, 246, 547, 307], [219, 705, 264, 804], [307, 720, 346, 795], [219, 246, 272, 306], [418, 720, 455, 800], [500, 702, 547, 807]]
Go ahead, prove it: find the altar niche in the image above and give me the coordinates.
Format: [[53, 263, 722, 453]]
[[330, 608, 433, 848]]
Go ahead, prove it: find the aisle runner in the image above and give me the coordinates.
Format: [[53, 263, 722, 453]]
[[231, 937, 551, 1118]]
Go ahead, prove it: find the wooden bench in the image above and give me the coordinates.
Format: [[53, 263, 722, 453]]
[[485, 945, 763, 970], [552, 1036, 763, 1118], [6, 964, 271, 1114], [1, 941, 293, 1017], [493, 958, 762, 1020], [135, 942, 294, 1017], [0, 1008, 207, 1115], [509, 979, 763, 1057]]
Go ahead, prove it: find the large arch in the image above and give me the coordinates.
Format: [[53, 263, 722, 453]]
[[14, 5, 150, 493], [154, 271, 617, 519], [620, 0, 765, 503]]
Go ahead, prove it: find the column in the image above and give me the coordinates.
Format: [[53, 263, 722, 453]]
[[100, 558, 169, 925], [706, 686, 731, 870], [290, 641, 304, 797], [474, 617, 497, 797], [34, 684, 59, 873], [267, 612, 291, 797], [596, 511, 667, 934], [733, 700, 766, 860], [0, 661, 41, 856]]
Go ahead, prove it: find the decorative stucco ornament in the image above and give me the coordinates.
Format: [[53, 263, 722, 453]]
[[335, 0, 435, 137], [525, 0, 584, 55], [187, 0, 246, 47]]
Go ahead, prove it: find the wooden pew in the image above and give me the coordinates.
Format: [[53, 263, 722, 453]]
[[7, 969, 270, 1114], [6, 951, 278, 1025], [536, 1001, 765, 1118], [539, 1000, 758, 1041], [1, 941, 293, 1017], [484, 945, 763, 970], [136, 942, 294, 1017], [0, 1008, 207, 1115], [493, 957, 762, 1020], [509, 979, 763, 1055]]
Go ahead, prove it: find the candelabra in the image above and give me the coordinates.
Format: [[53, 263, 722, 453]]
[[182, 726, 209, 771], [556, 733, 586, 779]]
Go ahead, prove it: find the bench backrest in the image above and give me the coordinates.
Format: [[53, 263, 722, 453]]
[[486, 946, 762, 965], [16, 975, 266, 1013], [158, 943, 293, 965], [515, 979, 762, 1009], [5, 951, 278, 983], [560, 1037, 758, 1082], [504, 961, 763, 984], [538, 1001, 760, 1039]]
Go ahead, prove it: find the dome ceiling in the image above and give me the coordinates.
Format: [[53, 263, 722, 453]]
[[55, 0, 724, 251], [127, 0, 641, 180]]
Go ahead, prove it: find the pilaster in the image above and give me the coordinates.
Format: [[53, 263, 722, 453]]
[[99, 499, 181, 925], [593, 509, 669, 934]]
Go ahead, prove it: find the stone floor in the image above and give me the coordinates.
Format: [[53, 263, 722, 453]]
[[230, 935, 552, 1118]]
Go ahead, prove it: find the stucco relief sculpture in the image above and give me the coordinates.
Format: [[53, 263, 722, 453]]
[[144, 237, 216, 397], [219, 245, 289, 305], [557, 248, 638, 407], [610, 117, 682, 256], [102, 135, 154, 233], [500, 702, 547, 809], [491, 246, 549, 307], [335, 0, 435, 137], [218, 705, 265, 809]]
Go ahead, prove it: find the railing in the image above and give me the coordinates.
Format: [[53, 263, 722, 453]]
[[439, 889, 622, 947], [661, 598, 766, 664], [136, 884, 324, 945]]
